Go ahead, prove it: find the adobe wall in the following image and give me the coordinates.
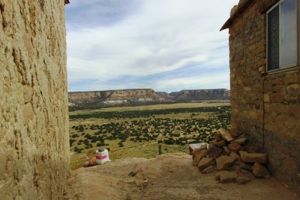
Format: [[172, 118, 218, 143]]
[[229, 0, 300, 187], [0, 0, 69, 199]]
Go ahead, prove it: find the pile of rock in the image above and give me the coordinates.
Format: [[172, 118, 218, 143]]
[[83, 155, 97, 167], [190, 128, 270, 184]]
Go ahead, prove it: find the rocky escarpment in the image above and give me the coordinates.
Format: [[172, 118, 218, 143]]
[[169, 89, 230, 101], [69, 89, 170, 107], [69, 89, 230, 108]]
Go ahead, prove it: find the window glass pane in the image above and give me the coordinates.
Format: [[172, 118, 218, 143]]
[[268, 6, 280, 70], [280, 0, 297, 68]]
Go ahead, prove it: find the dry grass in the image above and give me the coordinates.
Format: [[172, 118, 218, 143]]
[[70, 139, 189, 169], [70, 101, 230, 116]]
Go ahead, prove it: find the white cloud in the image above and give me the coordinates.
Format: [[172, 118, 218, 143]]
[[66, 0, 238, 91], [154, 73, 230, 92]]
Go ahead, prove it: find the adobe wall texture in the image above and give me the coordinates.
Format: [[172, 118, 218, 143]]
[[0, 0, 69, 199], [229, 0, 300, 188]]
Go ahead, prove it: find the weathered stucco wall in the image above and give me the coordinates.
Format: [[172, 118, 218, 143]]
[[0, 0, 69, 199], [228, 0, 300, 188]]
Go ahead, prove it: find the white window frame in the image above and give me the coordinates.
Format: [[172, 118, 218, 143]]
[[266, 0, 299, 72]]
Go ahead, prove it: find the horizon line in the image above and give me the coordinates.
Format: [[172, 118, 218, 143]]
[[68, 88, 230, 93]]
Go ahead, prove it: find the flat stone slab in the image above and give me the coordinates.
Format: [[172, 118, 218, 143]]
[[216, 171, 238, 183], [216, 154, 238, 170], [198, 157, 214, 171], [239, 151, 267, 164], [233, 138, 248, 145], [219, 128, 234, 142], [189, 143, 208, 155]]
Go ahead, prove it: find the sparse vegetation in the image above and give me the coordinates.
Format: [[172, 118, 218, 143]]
[[69, 102, 231, 167], [70, 106, 230, 120]]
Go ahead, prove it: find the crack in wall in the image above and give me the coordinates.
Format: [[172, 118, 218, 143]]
[[0, 3, 6, 29]]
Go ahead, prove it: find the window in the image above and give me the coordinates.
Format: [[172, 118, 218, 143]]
[[267, 0, 298, 71]]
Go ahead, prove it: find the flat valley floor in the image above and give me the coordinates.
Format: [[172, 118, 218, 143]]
[[69, 102, 230, 169]]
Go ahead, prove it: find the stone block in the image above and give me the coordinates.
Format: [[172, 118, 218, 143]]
[[201, 166, 216, 174], [207, 145, 223, 159], [239, 151, 267, 164], [228, 142, 242, 152], [219, 128, 234, 142], [264, 94, 270, 103], [189, 143, 208, 155], [233, 137, 247, 145], [216, 171, 238, 183], [198, 158, 214, 171], [252, 162, 270, 178], [213, 140, 226, 147], [216, 153, 238, 170], [192, 149, 207, 167]]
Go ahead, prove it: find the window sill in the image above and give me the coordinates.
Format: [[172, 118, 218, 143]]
[[265, 66, 300, 75]]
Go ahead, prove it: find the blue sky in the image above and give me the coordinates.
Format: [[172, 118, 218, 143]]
[[65, 0, 238, 92]]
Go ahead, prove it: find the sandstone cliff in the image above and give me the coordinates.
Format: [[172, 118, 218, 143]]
[[69, 89, 171, 107], [0, 1, 69, 199], [169, 89, 230, 101], [69, 89, 230, 108]]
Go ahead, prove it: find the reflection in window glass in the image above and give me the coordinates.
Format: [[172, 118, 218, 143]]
[[280, 0, 297, 68], [268, 6, 280, 70]]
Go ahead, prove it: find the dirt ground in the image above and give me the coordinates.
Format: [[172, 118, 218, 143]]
[[66, 153, 299, 200]]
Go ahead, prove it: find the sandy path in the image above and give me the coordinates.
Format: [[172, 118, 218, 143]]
[[66, 153, 299, 200]]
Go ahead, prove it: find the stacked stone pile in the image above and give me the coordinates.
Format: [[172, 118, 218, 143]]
[[84, 155, 97, 167], [190, 128, 270, 184]]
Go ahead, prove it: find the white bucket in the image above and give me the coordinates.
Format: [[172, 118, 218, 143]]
[[96, 149, 111, 165]]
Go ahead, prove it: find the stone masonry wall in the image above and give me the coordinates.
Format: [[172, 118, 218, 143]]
[[229, 0, 300, 188], [0, 0, 69, 199]]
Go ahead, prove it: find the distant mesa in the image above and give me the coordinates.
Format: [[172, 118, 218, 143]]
[[169, 89, 230, 101], [68, 88, 230, 108]]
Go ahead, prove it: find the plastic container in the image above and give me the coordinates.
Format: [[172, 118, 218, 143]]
[[95, 148, 111, 165]]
